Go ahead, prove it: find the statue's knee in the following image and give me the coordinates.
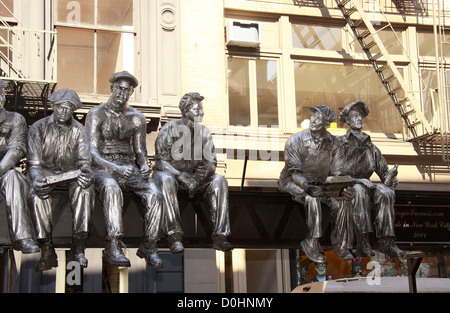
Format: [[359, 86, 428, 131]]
[[2, 169, 21, 182], [103, 183, 121, 197], [212, 175, 227, 188]]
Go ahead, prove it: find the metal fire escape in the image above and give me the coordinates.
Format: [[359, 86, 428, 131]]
[[433, 0, 450, 162], [0, 1, 57, 125], [335, 0, 439, 144]]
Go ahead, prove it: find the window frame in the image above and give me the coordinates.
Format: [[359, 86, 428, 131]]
[[226, 54, 283, 131], [53, 0, 137, 99], [288, 20, 410, 136]]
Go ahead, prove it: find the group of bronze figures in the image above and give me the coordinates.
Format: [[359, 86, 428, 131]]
[[279, 103, 404, 264], [0, 71, 403, 273], [0, 72, 231, 271]]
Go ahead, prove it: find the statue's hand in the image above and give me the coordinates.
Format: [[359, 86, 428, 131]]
[[385, 176, 399, 188], [116, 164, 134, 180], [341, 186, 355, 200], [78, 167, 94, 188], [140, 164, 151, 179], [356, 178, 373, 189], [194, 163, 214, 182], [306, 184, 323, 197], [33, 176, 51, 199]]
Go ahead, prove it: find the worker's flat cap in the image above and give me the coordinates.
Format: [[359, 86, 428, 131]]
[[109, 71, 139, 88], [48, 88, 83, 110], [339, 100, 369, 124], [310, 105, 337, 123]]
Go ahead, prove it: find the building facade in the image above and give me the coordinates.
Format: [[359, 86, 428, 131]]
[[0, 0, 449, 293]]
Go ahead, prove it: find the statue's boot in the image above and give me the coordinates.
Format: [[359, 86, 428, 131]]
[[212, 234, 234, 252], [103, 237, 131, 267], [136, 238, 163, 269], [379, 236, 404, 258], [68, 232, 89, 268], [300, 238, 326, 264], [13, 238, 40, 254], [35, 239, 58, 272], [334, 247, 354, 260], [168, 232, 184, 254], [356, 233, 375, 257]]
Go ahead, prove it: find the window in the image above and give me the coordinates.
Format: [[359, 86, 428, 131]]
[[228, 57, 279, 127], [292, 23, 343, 51], [420, 67, 450, 126], [0, 0, 14, 18], [353, 28, 404, 55], [417, 30, 450, 58], [55, 0, 135, 96], [293, 61, 403, 133]]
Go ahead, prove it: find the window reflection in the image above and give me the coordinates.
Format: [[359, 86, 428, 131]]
[[55, 0, 135, 95], [256, 60, 278, 126], [292, 24, 342, 51], [228, 58, 279, 127], [97, 0, 133, 27], [228, 58, 250, 126], [57, 27, 94, 93], [353, 28, 403, 55], [97, 31, 134, 94], [418, 31, 450, 57], [294, 62, 403, 133], [56, 0, 95, 25], [0, 0, 14, 18]]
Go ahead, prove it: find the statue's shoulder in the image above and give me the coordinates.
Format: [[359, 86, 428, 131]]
[[71, 118, 86, 130], [287, 129, 309, 143], [5, 110, 26, 124], [88, 103, 106, 115], [126, 105, 146, 120]]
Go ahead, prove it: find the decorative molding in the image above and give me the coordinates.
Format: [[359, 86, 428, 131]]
[[160, 3, 177, 31]]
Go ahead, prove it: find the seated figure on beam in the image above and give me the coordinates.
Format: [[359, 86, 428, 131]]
[[86, 71, 164, 269], [278, 105, 354, 264], [0, 80, 39, 255], [153, 92, 233, 253], [330, 100, 404, 259], [28, 88, 95, 271]]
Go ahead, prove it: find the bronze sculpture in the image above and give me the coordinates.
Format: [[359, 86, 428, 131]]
[[28, 88, 95, 271], [278, 105, 347, 263], [330, 100, 404, 258], [0, 80, 39, 254], [153, 92, 233, 253], [86, 71, 164, 269]]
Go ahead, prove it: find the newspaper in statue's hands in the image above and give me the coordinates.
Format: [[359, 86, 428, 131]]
[[309, 175, 356, 197], [44, 169, 81, 186]]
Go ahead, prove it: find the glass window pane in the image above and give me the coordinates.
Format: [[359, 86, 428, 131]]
[[354, 29, 403, 55], [97, 0, 133, 27], [294, 62, 403, 133], [418, 31, 450, 57], [57, 27, 94, 93], [228, 58, 250, 126], [56, 0, 95, 25], [97, 31, 135, 95], [256, 60, 278, 126], [420, 69, 441, 124], [292, 24, 342, 51], [0, 0, 14, 18]]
